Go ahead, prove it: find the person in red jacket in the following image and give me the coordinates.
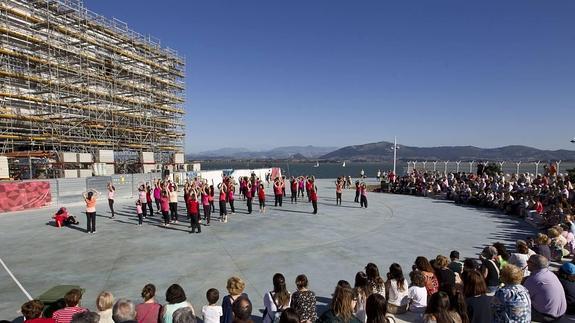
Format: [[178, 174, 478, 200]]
[[187, 193, 201, 233], [258, 183, 266, 213], [310, 179, 318, 214]]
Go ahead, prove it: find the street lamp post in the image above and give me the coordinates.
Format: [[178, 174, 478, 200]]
[[469, 160, 474, 173], [391, 136, 398, 177], [557, 160, 562, 175]]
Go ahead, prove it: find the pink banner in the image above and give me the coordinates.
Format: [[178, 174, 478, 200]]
[[0, 181, 52, 213]]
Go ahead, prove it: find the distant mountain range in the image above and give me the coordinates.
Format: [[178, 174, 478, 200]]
[[188, 146, 338, 160], [321, 141, 575, 161]]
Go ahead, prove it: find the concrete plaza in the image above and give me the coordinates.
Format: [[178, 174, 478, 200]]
[[0, 179, 537, 322]]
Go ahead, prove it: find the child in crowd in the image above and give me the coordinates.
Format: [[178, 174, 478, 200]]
[[136, 199, 143, 226], [202, 288, 222, 323], [258, 184, 266, 213], [407, 271, 427, 313]]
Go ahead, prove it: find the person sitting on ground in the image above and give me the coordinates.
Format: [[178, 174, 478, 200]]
[[365, 293, 395, 323], [278, 308, 300, 323], [434, 255, 456, 292], [53, 289, 87, 323], [162, 285, 195, 323], [557, 262, 575, 315], [96, 292, 114, 323], [222, 277, 248, 323], [173, 307, 196, 323], [202, 288, 222, 323], [407, 271, 427, 314], [548, 227, 569, 261], [291, 274, 317, 323], [461, 270, 490, 323], [492, 242, 510, 269], [135, 284, 162, 323], [523, 254, 567, 321], [231, 295, 253, 323], [492, 264, 531, 323], [532, 233, 552, 260], [365, 263, 385, 296], [353, 271, 369, 322], [423, 291, 462, 323], [479, 246, 500, 294], [71, 312, 100, 323], [384, 263, 408, 315], [112, 299, 137, 323], [21, 300, 55, 323], [448, 251, 463, 275], [413, 256, 439, 296], [263, 273, 291, 323], [317, 286, 361, 323]]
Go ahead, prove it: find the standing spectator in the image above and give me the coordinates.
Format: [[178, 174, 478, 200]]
[[461, 271, 490, 323], [135, 284, 162, 323], [96, 292, 114, 323], [479, 246, 500, 293], [385, 263, 409, 314], [53, 289, 87, 323], [21, 300, 55, 323], [113, 299, 137, 323], [202, 289, 222, 323], [291, 274, 317, 323], [523, 255, 566, 321], [317, 286, 361, 323], [162, 284, 195, 323], [107, 182, 115, 219], [492, 264, 531, 323], [557, 262, 575, 315], [222, 277, 248, 323], [263, 273, 291, 323]]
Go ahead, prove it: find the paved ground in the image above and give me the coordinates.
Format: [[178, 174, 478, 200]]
[[0, 179, 538, 322]]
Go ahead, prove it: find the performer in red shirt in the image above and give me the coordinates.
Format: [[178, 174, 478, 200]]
[[187, 193, 201, 233]]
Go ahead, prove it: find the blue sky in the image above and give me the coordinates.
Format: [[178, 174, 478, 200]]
[[84, 0, 575, 153]]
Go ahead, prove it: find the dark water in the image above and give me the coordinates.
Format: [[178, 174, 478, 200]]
[[199, 161, 398, 179], [199, 160, 575, 179]]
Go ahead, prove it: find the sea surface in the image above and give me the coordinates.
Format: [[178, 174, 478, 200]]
[[198, 161, 575, 179]]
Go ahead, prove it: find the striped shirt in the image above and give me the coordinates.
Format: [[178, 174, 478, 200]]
[[53, 306, 87, 323]]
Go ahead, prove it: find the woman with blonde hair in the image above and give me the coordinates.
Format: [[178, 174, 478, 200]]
[[317, 286, 361, 323], [96, 291, 114, 323], [222, 277, 248, 323], [491, 264, 531, 322]]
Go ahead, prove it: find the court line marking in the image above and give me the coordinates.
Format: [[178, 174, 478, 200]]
[[0, 256, 33, 301]]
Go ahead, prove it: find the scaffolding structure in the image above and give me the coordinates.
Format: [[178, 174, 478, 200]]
[[0, 0, 185, 164]]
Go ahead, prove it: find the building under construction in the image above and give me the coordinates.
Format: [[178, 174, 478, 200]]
[[0, 0, 185, 177]]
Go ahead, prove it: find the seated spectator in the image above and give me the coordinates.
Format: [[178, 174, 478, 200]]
[[317, 286, 361, 323], [492, 242, 510, 269], [222, 277, 248, 323], [53, 289, 87, 323], [448, 251, 463, 275], [523, 255, 566, 321], [434, 255, 456, 292], [112, 299, 137, 323], [21, 300, 55, 323], [461, 271, 490, 323], [291, 274, 317, 323], [353, 272, 368, 323], [492, 264, 531, 322], [135, 284, 161, 323], [202, 288, 222, 323], [508, 240, 535, 277], [162, 284, 195, 323], [548, 227, 569, 261], [231, 295, 252, 323], [384, 263, 409, 314], [263, 273, 290, 323], [279, 309, 299, 323], [365, 263, 385, 296], [413, 256, 439, 296], [96, 292, 114, 323], [479, 246, 500, 293], [173, 307, 196, 323], [557, 262, 575, 315], [407, 271, 427, 313], [532, 233, 552, 260], [423, 291, 462, 323], [71, 312, 100, 323], [365, 294, 394, 323]]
